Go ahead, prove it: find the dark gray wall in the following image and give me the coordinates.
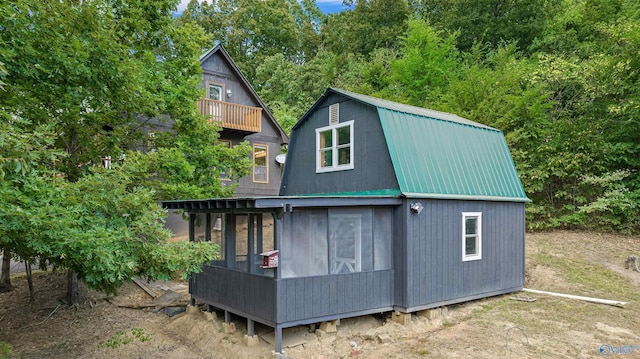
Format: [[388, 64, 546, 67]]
[[190, 265, 394, 327], [280, 93, 398, 196], [191, 265, 277, 325], [397, 199, 526, 310], [201, 52, 284, 197], [275, 270, 394, 325]]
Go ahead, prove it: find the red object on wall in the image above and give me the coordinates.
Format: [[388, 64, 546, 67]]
[[260, 250, 279, 268]]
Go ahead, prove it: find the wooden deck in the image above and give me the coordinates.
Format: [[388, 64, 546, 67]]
[[197, 98, 262, 133]]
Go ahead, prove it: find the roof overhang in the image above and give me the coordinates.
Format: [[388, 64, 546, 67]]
[[402, 192, 532, 203], [162, 196, 403, 213]]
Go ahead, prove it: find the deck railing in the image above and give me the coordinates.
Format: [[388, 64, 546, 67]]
[[198, 98, 262, 133]]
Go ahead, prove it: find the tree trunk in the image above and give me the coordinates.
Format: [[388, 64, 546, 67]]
[[25, 261, 34, 302], [66, 270, 82, 306], [0, 248, 12, 292]]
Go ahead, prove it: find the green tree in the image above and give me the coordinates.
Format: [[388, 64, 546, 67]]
[[0, 0, 246, 303], [180, 0, 321, 81], [413, 0, 552, 53], [389, 19, 460, 106], [322, 0, 409, 57]]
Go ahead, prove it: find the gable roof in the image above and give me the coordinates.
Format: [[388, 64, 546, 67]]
[[297, 88, 529, 202], [200, 45, 288, 144]]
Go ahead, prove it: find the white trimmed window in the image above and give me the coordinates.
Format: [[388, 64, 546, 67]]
[[316, 120, 354, 173], [462, 212, 482, 261]]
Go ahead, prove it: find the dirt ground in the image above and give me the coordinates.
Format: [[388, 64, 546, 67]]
[[1, 231, 640, 358]]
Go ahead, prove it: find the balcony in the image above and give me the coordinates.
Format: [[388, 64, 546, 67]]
[[198, 98, 262, 133]]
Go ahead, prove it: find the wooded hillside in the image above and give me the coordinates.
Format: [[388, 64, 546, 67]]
[[181, 0, 640, 233]]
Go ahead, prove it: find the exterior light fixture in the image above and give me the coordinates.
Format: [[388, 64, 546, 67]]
[[410, 202, 424, 214], [226, 89, 232, 98]]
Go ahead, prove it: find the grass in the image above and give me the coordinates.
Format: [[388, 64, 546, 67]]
[[531, 252, 634, 299], [440, 231, 640, 358]]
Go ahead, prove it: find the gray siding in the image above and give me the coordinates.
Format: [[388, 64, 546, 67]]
[[190, 265, 277, 325], [275, 270, 394, 325], [190, 265, 394, 327], [397, 199, 525, 310], [201, 51, 285, 197], [280, 94, 398, 196]]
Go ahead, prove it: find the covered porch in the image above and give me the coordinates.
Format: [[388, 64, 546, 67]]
[[162, 196, 401, 353]]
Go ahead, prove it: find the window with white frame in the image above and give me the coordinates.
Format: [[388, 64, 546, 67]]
[[462, 212, 482, 261], [316, 120, 353, 172]]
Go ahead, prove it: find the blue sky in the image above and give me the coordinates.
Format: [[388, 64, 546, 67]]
[[176, 0, 349, 15]]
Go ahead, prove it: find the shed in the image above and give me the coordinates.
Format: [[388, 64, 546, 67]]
[[163, 88, 529, 353]]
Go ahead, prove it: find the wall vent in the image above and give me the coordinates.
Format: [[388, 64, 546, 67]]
[[329, 103, 339, 125]]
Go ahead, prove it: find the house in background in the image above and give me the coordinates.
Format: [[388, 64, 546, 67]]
[[163, 88, 529, 353], [164, 45, 288, 239], [198, 45, 289, 197]]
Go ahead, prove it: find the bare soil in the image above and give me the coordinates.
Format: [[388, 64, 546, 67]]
[[2, 231, 640, 358]]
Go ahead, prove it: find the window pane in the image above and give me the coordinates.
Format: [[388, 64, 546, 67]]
[[337, 125, 350, 145], [319, 130, 332, 149], [253, 166, 267, 182], [254, 145, 267, 166], [208, 85, 222, 100], [253, 145, 268, 182], [320, 149, 332, 167], [465, 217, 477, 235], [465, 235, 477, 256], [337, 146, 350, 165], [254, 146, 266, 166]]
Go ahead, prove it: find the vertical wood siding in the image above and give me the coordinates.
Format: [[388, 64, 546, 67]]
[[275, 270, 394, 324], [400, 199, 525, 309], [191, 265, 277, 323], [201, 51, 285, 197], [280, 94, 398, 196]]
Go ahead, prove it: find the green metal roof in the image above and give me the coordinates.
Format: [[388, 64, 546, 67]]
[[331, 88, 497, 131], [377, 107, 529, 202], [295, 88, 529, 202]]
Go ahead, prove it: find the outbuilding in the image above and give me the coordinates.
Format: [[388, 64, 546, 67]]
[[162, 88, 530, 353]]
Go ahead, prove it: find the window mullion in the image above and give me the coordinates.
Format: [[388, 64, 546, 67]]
[[332, 127, 338, 168]]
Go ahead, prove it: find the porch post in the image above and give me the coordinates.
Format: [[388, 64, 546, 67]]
[[188, 213, 195, 242], [247, 319, 255, 336], [224, 214, 236, 268], [274, 212, 283, 279], [248, 214, 255, 274], [275, 325, 283, 353], [256, 214, 263, 255], [205, 213, 211, 242]]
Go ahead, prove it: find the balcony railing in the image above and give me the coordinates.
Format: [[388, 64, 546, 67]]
[[198, 98, 262, 133]]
